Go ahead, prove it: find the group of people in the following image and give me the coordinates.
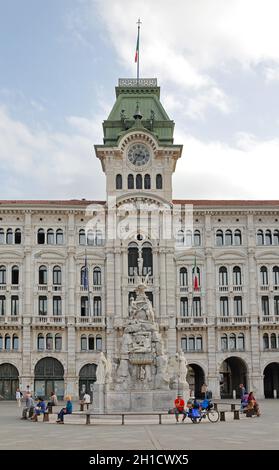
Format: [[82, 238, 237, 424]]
[[19, 387, 73, 423], [239, 384, 261, 417]]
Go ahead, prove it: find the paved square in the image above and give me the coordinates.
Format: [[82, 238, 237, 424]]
[[0, 400, 278, 450]]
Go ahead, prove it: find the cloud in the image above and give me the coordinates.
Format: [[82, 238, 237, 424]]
[[0, 107, 105, 199]]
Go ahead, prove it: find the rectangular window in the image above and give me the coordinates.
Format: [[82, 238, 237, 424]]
[[262, 296, 269, 315], [220, 297, 229, 316], [0, 296, 5, 316], [234, 297, 243, 316], [193, 297, 201, 316], [93, 297, 102, 316], [180, 298, 188, 316], [11, 296, 19, 316], [39, 296, 47, 315], [53, 296, 62, 316], [274, 296, 279, 316], [81, 296, 88, 316]]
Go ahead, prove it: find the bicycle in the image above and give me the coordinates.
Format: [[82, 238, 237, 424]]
[[199, 406, 219, 423]]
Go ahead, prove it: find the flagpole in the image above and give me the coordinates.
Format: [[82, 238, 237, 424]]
[[85, 248, 92, 317], [136, 18, 141, 84]]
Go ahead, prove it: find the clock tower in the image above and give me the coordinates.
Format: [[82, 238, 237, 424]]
[[95, 78, 182, 203]]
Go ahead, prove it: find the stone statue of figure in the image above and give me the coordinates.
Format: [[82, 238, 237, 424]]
[[129, 296, 137, 318], [177, 349, 188, 384], [96, 352, 107, 384], [105, 356, 113, 384], [137, 252, 143, 276]]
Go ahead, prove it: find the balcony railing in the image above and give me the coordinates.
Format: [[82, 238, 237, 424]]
[[76, 316, 105, 327], [218, 286, 229, 292], [128, 276, 153, 285], [80, 285, 102, 292], [260, 285, 269, 291], [33, 316, 66, 326], [38, 285, 48, 291], [177, 316, 207, 326], [216, 316, 249, 325], [261, 315, 279, 324], [0, 315, 21, 324]]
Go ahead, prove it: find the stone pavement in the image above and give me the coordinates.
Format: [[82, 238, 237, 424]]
[[0, 400, 278, 450]]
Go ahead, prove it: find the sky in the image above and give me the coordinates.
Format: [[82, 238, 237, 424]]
[[1, 0, 279, 200]]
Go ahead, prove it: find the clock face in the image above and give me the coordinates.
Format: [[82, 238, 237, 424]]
[[127, 144, 150, 167]]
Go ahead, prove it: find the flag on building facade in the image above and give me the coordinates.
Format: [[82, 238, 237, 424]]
[[193, 256, 199, 291], [82, 253, 89, 290], [135, 29, 139, 62]]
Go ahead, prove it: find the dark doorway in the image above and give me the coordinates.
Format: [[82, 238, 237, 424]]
[[264, 362, 279, 398], [219, 357, 247, 398], [79, 363, 97, 402], [187, 364, 205, 398], [34, 357, 64, 400], [0, 363, 19, 400]]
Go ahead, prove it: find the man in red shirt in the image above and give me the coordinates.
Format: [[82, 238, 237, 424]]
[[174, 394, 187, 422]]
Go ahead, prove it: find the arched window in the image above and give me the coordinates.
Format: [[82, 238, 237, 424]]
[[142, 242, 153, 276], [128, 174, 134, 189], [0, 266, 6, 284], [180, 268, 188, 286], [39, 265, 47, 285], [37, 228, 45, 244], [95, 230, 103, 246], [96, 336, 102, 351], [220, 297, 229, 316], [156, 174, 162, 189], [93, 297, 101, 316], [37, 334, 44, 351], [11, 266, 19, 285], [257, 230, 264, 245], [263, 333, 269, 350], [225, 230, 233, 246], [13, 334, 19, 350], [144, 174, 151, 189], [6, 228, 13, 244], [47, 229, 54, 245], [181, 337, 187, 351], [270, 333, 276, 349], [0, 335, 2, 350], [234, 296, 242, 316], [186, 230, 192, 246], [128, 242, 138, 276], [14, 228, 21, 244], [93, 267, 101, 285], [81, 296, 88, 316], [234, 229, 242, 245], [192, 266, 201, 286], [56, 229, 63, 245], [0, 296, 5, 315], [180, 297, 188, 316], [87, 230, 94, 246], [233, 266, 242, 285], [188, 336, 195, 351], [53, 266, 62, 285], [274, 296, 279, 316], [116, 174, 122, 190], [46, 333, 53, 350], [88, 335, 94, 351], [5, 334, 11, 350], [55, 334, 62, 351], [136, 174, 142, 189], [219, 266, 228, 286], [81, 266, 87, 287], [274, 230, 279, 246], [229, 333, 236, 350], [79, 229, 86, 245], [81, 335, 87, 351], [193, 297, 201, 316], [176, 230, 184, 246], [273, 266, 279, 286], [265, 230, 272, 245], [0, 228, 4, 244], [196, 336, 203, 351], [237, 333, 245, 351], [260, 266, 268, 285], [216, 230, 223, 246], [194, 230, 201, 246], [53, 296, 62, 316]]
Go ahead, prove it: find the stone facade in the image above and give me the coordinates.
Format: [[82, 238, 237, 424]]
[[0, 78, 279, 402]]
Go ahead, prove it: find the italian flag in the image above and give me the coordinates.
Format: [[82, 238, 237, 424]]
[[193, 256, 199, 291], [135, 32, 139, 62]]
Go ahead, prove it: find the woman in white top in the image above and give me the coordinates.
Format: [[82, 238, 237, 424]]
[[15, 388, 22, 407]]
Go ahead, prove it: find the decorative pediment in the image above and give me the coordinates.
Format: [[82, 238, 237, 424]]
[[214, 249, 246, 261], [34, 250, 66, 260], [76, 250, 105, 261], [0, 250, 23, 260], [255, 250, 279, 261]]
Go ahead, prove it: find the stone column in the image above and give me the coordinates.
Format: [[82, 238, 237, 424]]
[[105, 247, 115, 357]]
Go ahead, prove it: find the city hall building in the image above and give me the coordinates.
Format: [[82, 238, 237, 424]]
[[0, 78, 278, 401]]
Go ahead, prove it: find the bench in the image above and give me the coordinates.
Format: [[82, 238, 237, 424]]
[[67, 412, 170, 425]]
